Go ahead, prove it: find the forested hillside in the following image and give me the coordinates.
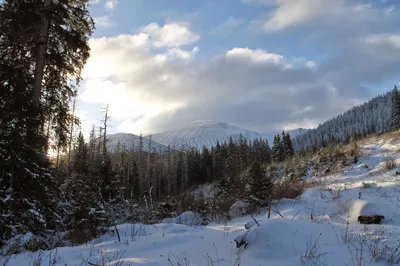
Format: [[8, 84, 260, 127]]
[[294, 92, 393, 151]]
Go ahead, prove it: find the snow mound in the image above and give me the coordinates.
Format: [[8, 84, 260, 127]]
[[162, 211, 203, 226], [236, 218, 338, 262], [348, 200, 389, 222], [229, 200, 249, 218]]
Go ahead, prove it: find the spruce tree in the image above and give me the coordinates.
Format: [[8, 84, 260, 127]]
[[248, 161, 273, 203], [272, 135, 283, 163], [73, 132, 89, 174], [0, 0, 93, 245], [391, 85, 400, 131], [283, 132, 294, 159]]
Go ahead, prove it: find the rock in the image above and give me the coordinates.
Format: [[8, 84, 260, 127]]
[[229, 200, 249, 219], [324, 168, 331, 175], [358, 215, 385, 224], [234, 231, 249, 248], [349, 200, 388, 223]]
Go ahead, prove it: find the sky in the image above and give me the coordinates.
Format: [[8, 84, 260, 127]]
[[76, 0, 400, 136]]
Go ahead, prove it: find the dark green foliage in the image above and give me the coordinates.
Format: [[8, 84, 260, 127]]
[[248, 161, 273, 202], [391, 85, 400, 131], [283, 132, 294, 159], [0, 0, 94, 246]]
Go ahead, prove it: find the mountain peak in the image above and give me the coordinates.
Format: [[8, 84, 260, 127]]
[[189, 120, 229, 128], [152, 121, 262, 150]]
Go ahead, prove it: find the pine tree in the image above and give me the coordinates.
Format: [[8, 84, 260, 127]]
[[73, 132, 89, 174], [272, 135, 283, 162], [0, 0, 94, 244], [283, 132, 294, 159], [391, 85, 400, 131], [213, 141, 226, 180], [248, 161, 273, 203]]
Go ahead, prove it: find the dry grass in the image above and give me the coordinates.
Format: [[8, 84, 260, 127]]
[[384, 157, 397, 170], [274, 180, 312, 200]]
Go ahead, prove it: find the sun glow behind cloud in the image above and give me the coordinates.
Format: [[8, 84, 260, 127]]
[[78, 0, 400, 135]]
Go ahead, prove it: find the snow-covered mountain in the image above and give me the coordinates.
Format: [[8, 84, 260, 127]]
[[263, 128, 310, 143], [106, 133, 169, 153], [152, 121, 262, 150], [152, 120, 309, 150]]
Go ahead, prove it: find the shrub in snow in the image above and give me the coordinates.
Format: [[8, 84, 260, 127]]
[[384, 156, 397, 170], [229, 200, 249, 219], [162, 211, 203, 226]]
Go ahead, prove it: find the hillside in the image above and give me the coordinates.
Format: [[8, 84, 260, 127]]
[[106, 133, 169, 153], [152, 120, 308, 150], [6, 133, 400, 265], [294, 92, 391, 151]]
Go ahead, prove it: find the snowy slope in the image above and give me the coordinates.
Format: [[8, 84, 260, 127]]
[[6, 134, 400, 266], [152, 120, 309, 150], [106, 133, 169, 153]]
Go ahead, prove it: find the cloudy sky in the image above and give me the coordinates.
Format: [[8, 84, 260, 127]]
[[77, 0, 400, 136]]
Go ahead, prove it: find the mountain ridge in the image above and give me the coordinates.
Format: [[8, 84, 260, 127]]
[[151, 121, 309, 150], [106, 121, 309, 152]]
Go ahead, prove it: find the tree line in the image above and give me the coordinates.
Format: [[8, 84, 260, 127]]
[[67, 127, 295, 204]]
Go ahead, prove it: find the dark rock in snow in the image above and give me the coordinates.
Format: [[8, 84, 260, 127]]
[[357, 215, 385, 224]]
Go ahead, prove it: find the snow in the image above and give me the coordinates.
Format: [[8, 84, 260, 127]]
[[162, 211, 203, 226], [106, 133, 169, 153], [4, 135, 400, 266], [152, 120, 308, 150]]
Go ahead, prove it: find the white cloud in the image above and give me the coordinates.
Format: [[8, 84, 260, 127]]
[[245, 0, 378, 32], [94, 16, 114, 28], [105, 0, 118, 10], [365, 34, 400, 49], [226, 47, 283, 64], [78, 10, 400, 135], [166, 47, 199, 60], [141, 22, 200, 48], [383, 5, 395, 15], [210, 16, 244, 35]]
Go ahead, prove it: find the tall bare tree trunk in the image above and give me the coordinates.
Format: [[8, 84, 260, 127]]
[[68, 97, 77, 167], [33, 0, 51, 103], [102, 104, 109, 154]]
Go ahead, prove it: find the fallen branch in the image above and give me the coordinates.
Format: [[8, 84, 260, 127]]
[[251, 215, 260, 226], [271, 208, 284, 218], [292, 209, 301, 220], [114, 225, 121, 242]]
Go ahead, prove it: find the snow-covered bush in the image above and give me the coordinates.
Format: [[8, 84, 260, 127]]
[[384, 156, 397, 170], [229, 200, 249, 218]]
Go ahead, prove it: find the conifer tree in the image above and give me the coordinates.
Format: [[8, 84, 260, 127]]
[[0, 0, 94, 244], [248, 161, 273, 202], [272, 134, 283, 163], [391, 85, 400, 131], [283, 132, 294, 159], [73, 132, 89, 174]]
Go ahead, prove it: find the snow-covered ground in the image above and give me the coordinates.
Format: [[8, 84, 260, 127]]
[[4, 135, 400, 266]]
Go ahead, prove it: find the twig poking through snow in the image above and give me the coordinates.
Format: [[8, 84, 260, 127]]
[[251, 215, 260, 227]]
